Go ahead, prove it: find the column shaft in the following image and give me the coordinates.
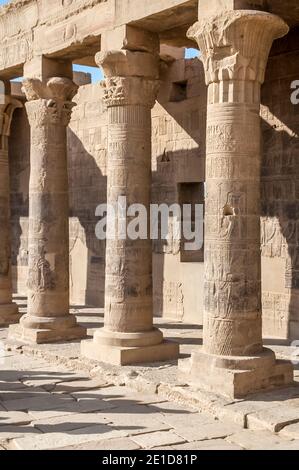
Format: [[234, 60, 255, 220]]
[[26, 100, 70, 321], [105, 105, 153, 333], [179, 10, 293, 398], [82, 49, 179, 364], [204, 100, 262, 356], [9, 77, 86, 343]]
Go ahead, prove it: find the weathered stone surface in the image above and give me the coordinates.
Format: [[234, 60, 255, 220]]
[[246, 405, 299, 432], [170, 439, 243, 450], [57, 437, 141, 451], [82, 46, 178, 365], [3, 395, 74, 413], [131, 430, 185, 449], [98, 405, 172, 435], [1, 0, 299, 450], [227, 429, 294, 450], [33, 412, 110, 433], [0, 97, 22, 327], [0, 411, 32, 427], [0, 425, 41, 440], [280, 422, 299, 440], [9, 75, 86, 345], [174, 421, 242, 442], [179, 8, 293, 399], [13, 425, 128, 450], [53, 377, 111, 394]]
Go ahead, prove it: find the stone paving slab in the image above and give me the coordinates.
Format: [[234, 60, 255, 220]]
[[174, 421, 242, 442], [57, 437, 141, 450], [0, 388, 50, 402], [162, 439, 243, 450], [0, 381, 29, 392], [3, 395, 75, 413], [100, 405, 172, 435], [53, 377, 111, 394], [153, 408, 215, 428], [0, 411, 32, 427], [71, 386, 165, 406], [13, 425, 130, 450], [227, 429, 298, 450], [246, 405, 299, 432], [32, 412, 111, 433], [0, 425, 41, 440], [131, 430, 186, 449], [21, 371, 86, 391], [280, 422, 299, 440], [2, 318, 299, 450], [28, 398, 116, 421]]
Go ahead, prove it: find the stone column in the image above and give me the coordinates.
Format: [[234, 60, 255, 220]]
[[0, 97, 22, 326], [82, 50, 179, 364], [9, 77, 86, 343], [179, 10, 294, 398]]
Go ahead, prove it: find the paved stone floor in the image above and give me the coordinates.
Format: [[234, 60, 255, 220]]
[[0, 298, 298, 450], [0, 349, 299, 451]]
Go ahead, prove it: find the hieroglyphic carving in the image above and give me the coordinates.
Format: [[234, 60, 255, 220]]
[[0, 32, 33, 70], [87, 47, 168, 347], [163, 281, 184, 321], [18, 73, 85, 341], [187, 10, 288, 358]]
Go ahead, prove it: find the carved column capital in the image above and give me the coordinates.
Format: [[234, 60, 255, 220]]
[[96, 50, 160, 108], [188, 10, 288, 103], [100, 76, 160, 108], [22, 77, 78, 126]]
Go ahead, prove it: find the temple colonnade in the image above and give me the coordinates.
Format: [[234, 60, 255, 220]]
[[0, 5, 295, 399]]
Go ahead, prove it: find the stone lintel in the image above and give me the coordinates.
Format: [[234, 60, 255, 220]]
[[198, 0, 268, 17], [159, 45, 185, 64], [101, 25, 160, 55], [23, 56, 73, 81]]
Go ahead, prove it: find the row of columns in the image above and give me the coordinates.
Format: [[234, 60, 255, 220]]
[[1, 7, 295, 398]]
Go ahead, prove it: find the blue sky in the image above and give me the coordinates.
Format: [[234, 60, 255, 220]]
[[0, 0, 199, 82]]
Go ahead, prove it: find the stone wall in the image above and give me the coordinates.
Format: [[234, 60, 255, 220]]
[[261, 27, 299, 342], [152, 57, 207, 323], [68, 82, 107, 307]]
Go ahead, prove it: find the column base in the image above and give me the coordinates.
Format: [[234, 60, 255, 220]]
[[8, 314, 86, 344], [179, 348, 294, 399], [0, 303, 22, 327], [81, 328, 179, 365]]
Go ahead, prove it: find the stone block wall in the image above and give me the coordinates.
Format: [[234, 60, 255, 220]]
[[152, 58, 207, 323], [261, 27, 299, 342]]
